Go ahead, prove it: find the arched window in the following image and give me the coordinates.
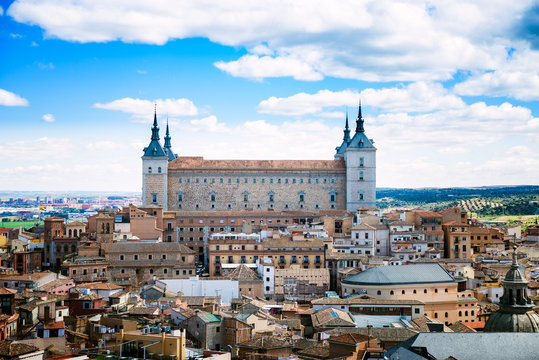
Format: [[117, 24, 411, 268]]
[[377, 290, 381, 295], [268, 191, 275, 202], [413, 289, 417, 294], [471, 310, 475, 316], [402, 290, 405, 295], [243, 191, 249, 202], [101, 223, 105, 233], [148, 167, 152, 173], [106, 223, 110, 234], [465, 311, 468, 316], [177, 191, 183, 202], [329, 190, 336, 203], [358, 192, 364, 201], [434, 313, 438, 318], [210, 191, 216, 202], [68, 229, 72, 237], [158, 167, 162, 173], [390, 290, 394, 295], [445, 312, 448, 318], [424, 289, 427, 294], [298, 191, 305, 203], [459, 311, 462, 316], [73, 229, 78, 237]]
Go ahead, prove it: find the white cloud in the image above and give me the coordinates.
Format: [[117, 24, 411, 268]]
[[0, 137, 74, 161], [86, 141, 124, 151], [361, 82, 466, 113], [257, 89, 358, 116], [454, 70, 539, 101], [7, 0, 536, 83], [257, 82, 468, 117], [0, 88, 29, 106], [93, 97, 198, 119], [41, 113, 55, 122], [215, 54, 323, 81], [0, 6, 3, 16], [188, 116, 229, 133]]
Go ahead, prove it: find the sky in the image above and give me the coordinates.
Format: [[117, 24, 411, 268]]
[[0, 0, 538, 192]]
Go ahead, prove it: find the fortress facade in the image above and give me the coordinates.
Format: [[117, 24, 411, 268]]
[[142, 104, 376, 212]]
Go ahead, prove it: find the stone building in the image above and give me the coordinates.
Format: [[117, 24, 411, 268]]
[[101, 241, 196, 286], [142, 104, 376, 212]]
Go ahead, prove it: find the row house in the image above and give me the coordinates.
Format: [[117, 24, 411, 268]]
[[207, 233, 327, 277], [161, 209, 349, 263]]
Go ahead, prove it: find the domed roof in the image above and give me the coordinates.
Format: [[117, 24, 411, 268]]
[[484, 246, 539, 333], [484, 309, 539, 332]]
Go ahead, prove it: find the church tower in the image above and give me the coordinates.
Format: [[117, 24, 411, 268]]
[[340, 101, 376, 211], [142, 108, 169, 208]]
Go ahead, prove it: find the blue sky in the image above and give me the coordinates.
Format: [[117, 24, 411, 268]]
[[0, 0, 538, 191]]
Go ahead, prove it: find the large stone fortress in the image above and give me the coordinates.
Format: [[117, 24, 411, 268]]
[[142, 104, 376, 211]]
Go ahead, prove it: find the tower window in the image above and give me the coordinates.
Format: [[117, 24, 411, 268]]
[[268, 191, 274, 202], [243, 191, 249, 202], [152, 193, 157, 204], [359, 171, 364, 181], [148, 167, 152, 173], [360, 157, 364, 167], [299, 192, 305, 202], [359, 193, 364, 201], [158, 167, 162, 173], [177, 191, 183, 202], [210, 192, 216, 202], [330, 190, 336, 202]]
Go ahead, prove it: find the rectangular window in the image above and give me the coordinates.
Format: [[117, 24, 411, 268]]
[[359, 171, 364, 181], [360, 157, 364, 167], [151, 193, 157, 204]]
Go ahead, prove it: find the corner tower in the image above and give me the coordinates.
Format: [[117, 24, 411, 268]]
[[341, 101, 376, 210], [142, 108, 169, 208]]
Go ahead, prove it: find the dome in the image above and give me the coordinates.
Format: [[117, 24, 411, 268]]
[[484, 309, 539, 332], [484, 246, 539, 333]]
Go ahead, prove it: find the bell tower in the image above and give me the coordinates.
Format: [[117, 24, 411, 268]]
[[142, 107, 169, 209], [341, 101, 376, 210]]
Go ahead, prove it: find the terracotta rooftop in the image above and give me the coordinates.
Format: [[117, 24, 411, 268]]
[[238, 336, 294, 349], [169, 157, 345, 170], [227, 264, 261, 281], [79, 282, 123, 291], [0, 341, 38, 357], [311, 307, 356, 328], [328, 333, 372, 345]]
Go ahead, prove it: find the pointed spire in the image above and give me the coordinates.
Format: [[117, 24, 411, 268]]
[[151, 104, 160, 141], [356, 99, 364, 133], [343, 110, 351, 142], [163, 115, 177, 161], [164, 116, 172, 148]]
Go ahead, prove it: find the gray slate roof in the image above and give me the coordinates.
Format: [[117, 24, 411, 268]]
[[342, 264, 455, 286], [389, 333, 539, 360]]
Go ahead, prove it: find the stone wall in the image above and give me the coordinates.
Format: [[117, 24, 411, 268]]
[[167, 172, 346, 211]]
